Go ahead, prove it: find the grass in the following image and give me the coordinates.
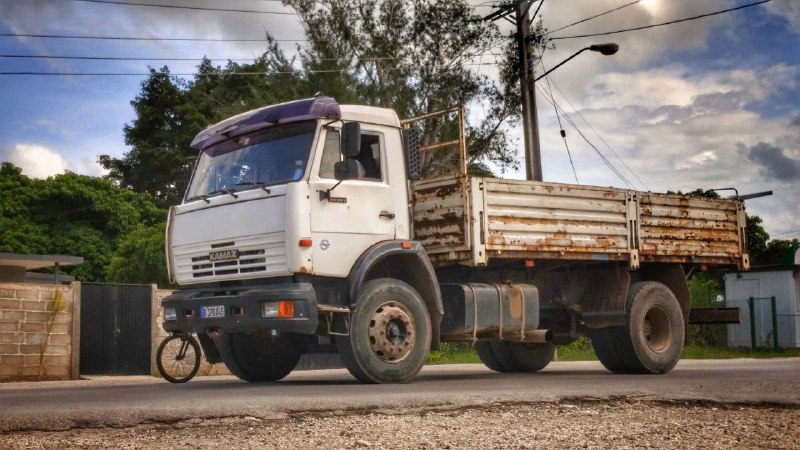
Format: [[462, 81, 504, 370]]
[[425, 337, 800, 365]]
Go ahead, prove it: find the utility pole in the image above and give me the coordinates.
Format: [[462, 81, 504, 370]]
[[515, 1, 542, 181], [483, 0, 542, 181]]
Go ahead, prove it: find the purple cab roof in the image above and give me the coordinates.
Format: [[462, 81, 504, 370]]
[[190, 96, 341, 150]]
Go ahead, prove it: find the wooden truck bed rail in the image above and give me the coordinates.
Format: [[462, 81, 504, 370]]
[[412, 175, 749, 271]]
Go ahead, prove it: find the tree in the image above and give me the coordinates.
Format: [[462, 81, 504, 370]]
[[0, 163, 165, 281], [101, 0, 544, 202], [107, 223, 169, 287], [284, 0, 536, 174]]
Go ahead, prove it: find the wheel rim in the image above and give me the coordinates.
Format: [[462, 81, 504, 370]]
[[643, 305, 672, 353], [368, 301, 415, 363], [162, 339, 197, 379]]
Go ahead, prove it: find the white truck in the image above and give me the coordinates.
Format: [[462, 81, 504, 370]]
[[162, 96, 749, 383]]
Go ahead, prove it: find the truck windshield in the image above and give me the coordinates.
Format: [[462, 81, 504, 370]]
[[185, 120, 317, 201]]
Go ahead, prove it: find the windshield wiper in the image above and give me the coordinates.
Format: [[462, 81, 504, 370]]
[[235, 181, 271, 194], [205, 188, 238, 199]]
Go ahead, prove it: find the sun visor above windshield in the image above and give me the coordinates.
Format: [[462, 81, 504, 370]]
[[191, 97, 341, 150]]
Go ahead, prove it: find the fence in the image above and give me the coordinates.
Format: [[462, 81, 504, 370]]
[[0, 282, 80, 381]]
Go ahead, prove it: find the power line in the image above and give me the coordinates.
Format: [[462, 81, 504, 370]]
[[0, 61, 499, 76], [544, 75, 650, 191], [546, 0, 641, 36], [66, 0, 296, 15], [536, 83, 636, 189], [0, 55, 260, 62], [551, 0, 773, 40], [0, 31, 305, 43], [0, 54, 401, 63]]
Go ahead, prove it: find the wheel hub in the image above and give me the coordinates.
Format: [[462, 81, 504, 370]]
[[368, 302, 415, 363], [643, 306, 671, 353]]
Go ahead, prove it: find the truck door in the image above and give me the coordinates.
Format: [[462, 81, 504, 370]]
[[308, 126, 404, 277]]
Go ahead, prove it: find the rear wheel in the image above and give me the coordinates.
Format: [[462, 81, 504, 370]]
[[502, 342, 556, 372], [476, 340, 555, 373], [595, 281, 685, 374], [475, 341, 513, 373], [589, 328, 629, 373], [218, 332, 305, 382], [337, 279, 432, 383]]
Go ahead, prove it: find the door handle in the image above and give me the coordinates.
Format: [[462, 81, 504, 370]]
[[379, 211, 395, 219]]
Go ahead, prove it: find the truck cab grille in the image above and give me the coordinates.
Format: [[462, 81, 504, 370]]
[[190, 249, 267, 278]]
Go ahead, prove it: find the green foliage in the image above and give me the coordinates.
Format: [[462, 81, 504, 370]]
[[107, 223, 169, 287], [426, 341, 479, 365], [0, 162, 165, 282], [687, 273, 726, 347], [681, 345, 800, 359], [556, 336, 597, 361], [746, 214, 770, 265]]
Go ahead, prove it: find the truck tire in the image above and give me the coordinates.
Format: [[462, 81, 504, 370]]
[[475, 341, 514, 373], [217, 332, 305, 382], [611, 281, 685, 374], [589, 328, 629, 373], [337, 278, 432, 383], [503, 342, 556, 372]]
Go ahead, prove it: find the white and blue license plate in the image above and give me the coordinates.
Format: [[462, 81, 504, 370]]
[[200, 305, 225, 319]]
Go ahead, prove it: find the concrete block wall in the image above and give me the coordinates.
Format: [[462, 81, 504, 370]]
[[0, 282, 80, 381]]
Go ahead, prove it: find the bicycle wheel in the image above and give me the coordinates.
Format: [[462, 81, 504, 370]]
[[157, 335, 201, 383]]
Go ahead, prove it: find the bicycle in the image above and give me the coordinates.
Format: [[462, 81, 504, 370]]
[[156, 333, 201, 383]]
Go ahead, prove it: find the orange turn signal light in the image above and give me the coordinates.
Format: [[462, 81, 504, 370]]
[[401, 241, 412, 249], [299, 239, 313, 247], [278, 300, 295, 318]]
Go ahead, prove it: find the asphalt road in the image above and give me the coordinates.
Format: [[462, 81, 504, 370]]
[[1, 358, 798, 433]]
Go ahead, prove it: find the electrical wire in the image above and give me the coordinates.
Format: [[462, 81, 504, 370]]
[[551, 0, 773, 40], [545, 76, 650, 191], [0, 31, 305, 42], [536, 83, 636, 189], [65, 0, 296, 15], [540, 60, 578, 184], [0, 54, 401, 63], [546, 0, 641, 36]]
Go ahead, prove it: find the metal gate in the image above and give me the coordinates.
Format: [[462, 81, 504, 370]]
[[80, 283, 152, 375]]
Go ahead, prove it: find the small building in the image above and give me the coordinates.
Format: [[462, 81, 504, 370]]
[[725, 261, 800, 349], [0, 253, 83, 284]]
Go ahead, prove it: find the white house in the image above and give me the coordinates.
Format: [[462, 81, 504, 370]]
[[725, 255, 800, 349]]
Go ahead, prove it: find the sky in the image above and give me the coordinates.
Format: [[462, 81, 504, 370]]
[[0, 0, 798, 241]]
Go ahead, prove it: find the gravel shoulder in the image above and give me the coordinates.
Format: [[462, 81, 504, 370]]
[[2, 399, 799, 449]]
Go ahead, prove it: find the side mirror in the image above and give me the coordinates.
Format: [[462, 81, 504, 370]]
[[334, 160, 365, 180], [341, 122, 361, 158]]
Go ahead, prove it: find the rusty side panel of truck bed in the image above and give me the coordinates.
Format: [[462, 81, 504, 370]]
[[411, 175, 748, 270]]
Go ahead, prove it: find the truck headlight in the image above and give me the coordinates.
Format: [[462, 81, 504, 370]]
[[164, 307, 177, 322], [262, 300, 295, 318]]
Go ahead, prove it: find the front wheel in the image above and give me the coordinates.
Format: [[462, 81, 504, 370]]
[[337, 279, 432, 383], [217, 332, 305, 382], [157, 335, 201, 383]]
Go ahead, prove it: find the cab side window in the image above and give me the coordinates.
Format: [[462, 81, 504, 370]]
[[318, 129, 383, 181], [355, 134, 382, 180], [318, 130, 340, 179]]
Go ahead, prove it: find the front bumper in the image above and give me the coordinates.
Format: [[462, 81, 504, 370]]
[[161, 282, 319, 335]]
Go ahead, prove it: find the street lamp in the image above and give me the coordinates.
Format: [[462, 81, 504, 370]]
[[521, 42, 619, 181], [534, 43, 619, 82]]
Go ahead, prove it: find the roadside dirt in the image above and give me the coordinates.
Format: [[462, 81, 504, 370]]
[[2, 399, 798, 449]]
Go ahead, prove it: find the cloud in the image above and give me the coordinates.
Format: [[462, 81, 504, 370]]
[[4, 144, 72, 179], [766, 1, 800, 31], [746, 142, 800, 183]]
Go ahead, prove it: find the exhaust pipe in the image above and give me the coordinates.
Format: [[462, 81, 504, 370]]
[[525, 329, 553, 343]]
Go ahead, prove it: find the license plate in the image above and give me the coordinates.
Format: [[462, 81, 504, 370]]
[[200, 305, 225, 319]]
